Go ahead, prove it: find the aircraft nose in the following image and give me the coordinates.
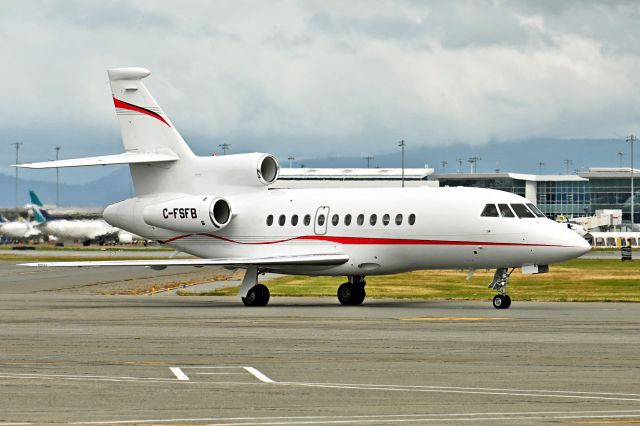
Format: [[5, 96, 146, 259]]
[[563, 225, 591, 257]]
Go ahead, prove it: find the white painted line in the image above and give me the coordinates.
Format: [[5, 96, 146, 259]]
[[285, 382, 640, 402], [169, 367, 189, 381], [243, 366, 275, 383], [67, 410, 640, 425]]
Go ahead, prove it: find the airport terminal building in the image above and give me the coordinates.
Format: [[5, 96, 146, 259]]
[[277, 167, 640, 224]]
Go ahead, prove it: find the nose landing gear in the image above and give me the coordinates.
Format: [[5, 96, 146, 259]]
[[337, 275, 366, 305], [489, 268, 514, 309]]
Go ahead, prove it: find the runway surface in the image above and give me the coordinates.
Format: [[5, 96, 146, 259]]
[[1, 261, 639, 424]]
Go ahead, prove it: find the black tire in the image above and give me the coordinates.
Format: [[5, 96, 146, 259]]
[[337, 283, 355, 305], [351, 287, 366, 305], [242, 284, 270, 307], [255, 284, 270, 306], [492, 295, 504, 309], [502, 295, 511, 309]]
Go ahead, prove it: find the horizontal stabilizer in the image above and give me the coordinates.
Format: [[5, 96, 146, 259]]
[[15, 151, 179, 169], [20, 253, 349, 268]]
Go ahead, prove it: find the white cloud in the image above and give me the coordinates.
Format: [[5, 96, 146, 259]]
[[1, 0, 640, 169]]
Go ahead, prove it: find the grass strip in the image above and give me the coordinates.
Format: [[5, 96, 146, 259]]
[[186, 259, 640, 302]]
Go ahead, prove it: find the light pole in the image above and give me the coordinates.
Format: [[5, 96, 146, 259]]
[[441, 160, 448, 171], [219, 143, 230, 155], [537, 161, 545, 174], [626, 135, 636, 228], [563, 159, 573, 175], [11, 142, 22, 215], [363, 156, 374, 168], [468, 156, 481, 173], [618, 151, 624, 168], [55, 146, 61, 205], [398, 140, 405, 188], [456, 158, 463, 173], [287, 156, 295, 168]]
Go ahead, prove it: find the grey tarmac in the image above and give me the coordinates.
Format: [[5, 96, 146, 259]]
[[0, 258, 639, 425]]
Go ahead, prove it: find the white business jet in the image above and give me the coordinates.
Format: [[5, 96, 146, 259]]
[[17, 68, 591, 309]]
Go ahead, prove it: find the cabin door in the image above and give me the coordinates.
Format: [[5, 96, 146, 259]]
[[314, 206, 330, 235]]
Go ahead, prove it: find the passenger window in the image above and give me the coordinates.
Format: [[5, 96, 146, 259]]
[[630, 238, 638, 247], [291, 214, 298, 226], [317, 214, 325, 226], [344, 214, 352, 225], [266, 215, 273, 226], [510, 204, 535, 218], [382, 214, 390, 225], [408, 214, 415, 225], [357, 214, 364, 226], [370, 214, 377, 226], [395, 214, 403, 225], [595, 237, 604, 247], [498, 204, 515, 218], [304, 214, 311, 226], [526, 203, 546, 218], [332, 214, 339, 226], [606, 237, 615, 246], [481, 204, 499, 217], [279, 215, 286, 226]]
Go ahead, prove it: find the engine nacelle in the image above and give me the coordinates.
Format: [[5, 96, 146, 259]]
[[142, 196, 231, 232]]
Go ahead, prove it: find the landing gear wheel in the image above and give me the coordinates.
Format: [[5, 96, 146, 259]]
[[492, 294, 511, 310], [242, 284, 270, 307], [337, 283, 366, 305], [351, 287, 366, 305], [338, 283, 355, 305]]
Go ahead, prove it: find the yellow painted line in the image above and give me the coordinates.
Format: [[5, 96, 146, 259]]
[[567, 421, 640, 424], [399, 317, 511, 321]]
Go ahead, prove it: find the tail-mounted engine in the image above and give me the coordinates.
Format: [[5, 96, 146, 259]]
[[143, 196, 231, 232]]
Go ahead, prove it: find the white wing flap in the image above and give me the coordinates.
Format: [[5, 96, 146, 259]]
[[15, 151, 179, 169], [20, 253, 349, 268]]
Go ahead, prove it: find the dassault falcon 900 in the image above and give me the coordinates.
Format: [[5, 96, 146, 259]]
[[16, 68, 591, 309]]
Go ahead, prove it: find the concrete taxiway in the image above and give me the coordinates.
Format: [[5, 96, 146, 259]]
[[0, 259, 639, 424]]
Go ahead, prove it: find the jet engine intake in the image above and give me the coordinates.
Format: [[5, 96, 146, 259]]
[[143, 196, 232, 232]]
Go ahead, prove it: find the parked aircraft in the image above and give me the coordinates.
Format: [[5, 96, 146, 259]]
[[0, 213, 41, 241], [17, 67, 591, 309], [30, 190, 141, 245]]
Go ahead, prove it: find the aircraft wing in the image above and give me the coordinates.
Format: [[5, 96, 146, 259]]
[[20, 253, 349, 268], [14, 151, 179, 169]]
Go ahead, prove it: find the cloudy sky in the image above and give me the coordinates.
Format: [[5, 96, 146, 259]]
[[2, 0, 640, 182]]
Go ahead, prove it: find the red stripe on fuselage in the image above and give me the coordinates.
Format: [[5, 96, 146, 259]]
[[163, 233, 564, 248], [113, 97, 170, 127]]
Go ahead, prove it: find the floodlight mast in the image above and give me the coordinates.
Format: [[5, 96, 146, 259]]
[[12, 142, 22, 215], [55, 146, 61, 205], [363, 156, 374, 168], [626, 135, 636, 228], [398, 140, 405, 188]]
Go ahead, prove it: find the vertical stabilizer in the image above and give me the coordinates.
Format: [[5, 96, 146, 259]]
[[108, 68, 194, 158], [107, 68, 196, 195], [29, 190, 43, 207]]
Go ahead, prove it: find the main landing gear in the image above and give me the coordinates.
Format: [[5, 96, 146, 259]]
[[242, 283, 270, 307], [337, 276, 366, 306], [488, 267, 514, 309], [240, 266, 270, 307]]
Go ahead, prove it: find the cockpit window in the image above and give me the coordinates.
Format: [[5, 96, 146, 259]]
[[526, 203, 546, 218], [498, 204, 515, 218], [510, 204, 535, 218], [480, 204, 499, 217]]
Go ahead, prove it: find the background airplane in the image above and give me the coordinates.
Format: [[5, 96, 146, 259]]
[[17, 67, 591, 309]]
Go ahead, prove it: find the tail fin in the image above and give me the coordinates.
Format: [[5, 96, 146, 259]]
[[29, 190, 43, 207], [107, 68, 196, 195], [107, 68, 194, 158], [0, 214, 7, 224], [31, 206, 52, 224]]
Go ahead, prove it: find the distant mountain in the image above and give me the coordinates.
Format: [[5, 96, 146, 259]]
[[292, 138, 625, 174], [0, 166, 133, 207], [0, 138, 627, 207]]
